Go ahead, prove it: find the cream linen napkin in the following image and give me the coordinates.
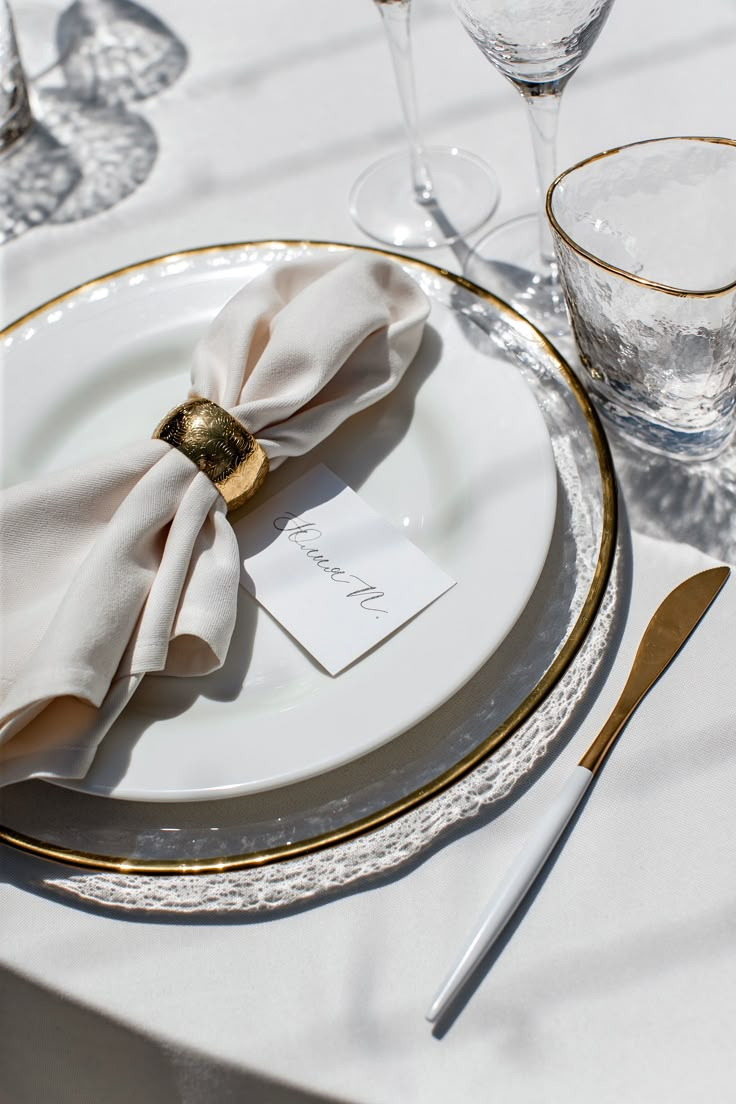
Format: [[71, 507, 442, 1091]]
[[0, 253, 430, 786]]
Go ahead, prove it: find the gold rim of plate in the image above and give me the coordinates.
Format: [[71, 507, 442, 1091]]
[[546, 135, 736, 300], [0, 240, 617, 875]]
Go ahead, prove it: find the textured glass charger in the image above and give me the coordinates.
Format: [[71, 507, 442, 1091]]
[[548, 137, 736, 461], [0, 242, 615, 909]]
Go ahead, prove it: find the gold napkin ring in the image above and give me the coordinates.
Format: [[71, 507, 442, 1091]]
[[153, 398, 269, 512]]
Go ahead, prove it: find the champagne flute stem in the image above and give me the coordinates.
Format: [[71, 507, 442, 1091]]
[[375, 0, 434, 203], [517, 83, 564, 269]]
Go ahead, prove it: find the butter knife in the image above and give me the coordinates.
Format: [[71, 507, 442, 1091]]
[[426, 564, 730, 1024]]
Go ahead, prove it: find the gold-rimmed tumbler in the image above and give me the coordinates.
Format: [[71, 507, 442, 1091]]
[[547, 136, 736, 461]]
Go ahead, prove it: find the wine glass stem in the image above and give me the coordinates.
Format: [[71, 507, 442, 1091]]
[[0, 0, 33, 151], [375, 0, 434, 203], [518, 85, 563, 270]]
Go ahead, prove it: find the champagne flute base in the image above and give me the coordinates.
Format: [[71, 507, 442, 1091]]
[[464, 213, 570, 337], [349, 146, 499, 249]]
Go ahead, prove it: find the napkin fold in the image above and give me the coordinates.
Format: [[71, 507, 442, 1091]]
[[0, 253, 430, 786]]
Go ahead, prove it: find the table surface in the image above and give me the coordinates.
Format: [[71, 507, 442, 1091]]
[[2, 2, 736, 1102]]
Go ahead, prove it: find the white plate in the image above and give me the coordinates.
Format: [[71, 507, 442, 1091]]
[[1, 242, 557, 800]]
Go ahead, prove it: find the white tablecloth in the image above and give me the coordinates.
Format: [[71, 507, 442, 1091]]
[[2, 2, 735, 1101]]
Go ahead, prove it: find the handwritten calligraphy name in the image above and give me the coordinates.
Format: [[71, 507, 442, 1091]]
[[273, 511, 388, 615]]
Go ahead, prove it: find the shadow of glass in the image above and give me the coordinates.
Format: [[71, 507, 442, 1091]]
[[56, 0, 188, 107], [0, 118, 81, 245], [3, 0, 186, 243], [608, 426, 736, 563], [35, 87, 158, 224]]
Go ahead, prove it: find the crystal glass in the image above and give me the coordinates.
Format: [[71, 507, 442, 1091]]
[[547, 136, 736, 461], [349, 0, 499, 248], [0, 0, 79, 243], [2, 0, 187, 236], [452, 0, 615, 330]]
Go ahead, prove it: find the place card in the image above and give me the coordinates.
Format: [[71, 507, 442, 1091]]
[[235, 464, 455, 675]]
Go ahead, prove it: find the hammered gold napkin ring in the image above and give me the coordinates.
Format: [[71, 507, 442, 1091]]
[[153, 398, 269, 512]]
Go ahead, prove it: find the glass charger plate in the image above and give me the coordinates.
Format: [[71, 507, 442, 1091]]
[[0, 241, 617, 892]]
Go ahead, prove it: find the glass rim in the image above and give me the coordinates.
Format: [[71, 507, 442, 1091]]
[[545, 135, 736, 300]]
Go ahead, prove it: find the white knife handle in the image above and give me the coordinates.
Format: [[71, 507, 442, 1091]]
[[426, 765, 593, 1023]]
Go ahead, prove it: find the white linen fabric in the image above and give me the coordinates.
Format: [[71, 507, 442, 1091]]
[[0, 253, 429, 786]]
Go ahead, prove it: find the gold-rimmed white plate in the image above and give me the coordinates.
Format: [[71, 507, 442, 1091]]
[[2, 241, 557, 801], [0, 241, 615, 873]]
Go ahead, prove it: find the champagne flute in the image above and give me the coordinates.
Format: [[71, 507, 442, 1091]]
[[452, 0, 616, 331], [349, 0, 499, 249]]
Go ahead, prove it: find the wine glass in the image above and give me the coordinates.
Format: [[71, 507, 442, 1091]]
[[0, 0, 79, 243], [3, 0, 187, 235], [349, 0, 500, 249], [452, 0, 616, 331]]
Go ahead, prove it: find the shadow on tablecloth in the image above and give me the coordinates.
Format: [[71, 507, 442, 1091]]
[[0, 964, 348, 1104]]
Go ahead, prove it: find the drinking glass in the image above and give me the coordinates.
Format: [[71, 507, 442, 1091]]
[[547, 136, 736, 461], [2, 0, 186, 235], [349, 0, 499, 248], [452, 0, 616, 330], [0, 0, 79, 243]]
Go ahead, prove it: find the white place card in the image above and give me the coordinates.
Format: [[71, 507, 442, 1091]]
[[235, 464, 455, 675]]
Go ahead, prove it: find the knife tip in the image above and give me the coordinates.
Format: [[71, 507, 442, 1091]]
[[708, 564, 731, 589]]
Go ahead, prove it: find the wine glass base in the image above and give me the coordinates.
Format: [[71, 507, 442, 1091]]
[[349, 146, 499, 249], [464, 213, 571, 338]]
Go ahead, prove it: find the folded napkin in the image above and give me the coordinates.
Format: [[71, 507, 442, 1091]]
[[0, 253, 430, 786]]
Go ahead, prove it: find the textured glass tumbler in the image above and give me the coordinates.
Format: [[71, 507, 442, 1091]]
[[547, 137, 736, 461]]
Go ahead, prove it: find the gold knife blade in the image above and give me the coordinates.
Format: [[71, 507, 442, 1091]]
[[580, 565, 730, 774]]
